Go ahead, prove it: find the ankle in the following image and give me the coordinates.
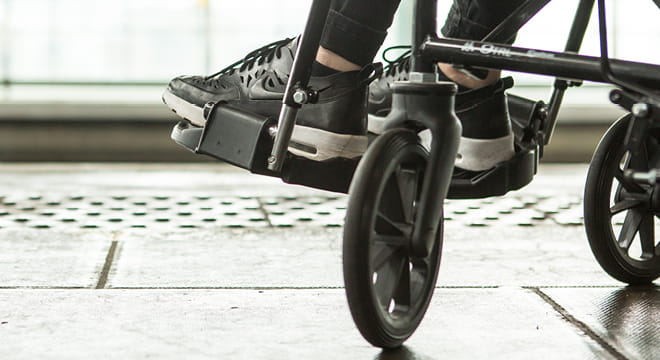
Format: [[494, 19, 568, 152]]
[[437, 63, 501, 89], [316, 46, 361, 73]]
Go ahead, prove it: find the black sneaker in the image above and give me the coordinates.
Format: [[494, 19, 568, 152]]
[[368, 46, 411, 119], [163, 37, 380, 161], [367, 48, 514, 171], [163, 37, 297, 126]]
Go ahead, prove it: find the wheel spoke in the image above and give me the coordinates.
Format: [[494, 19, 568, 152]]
[[408, 258, 428, 299], [375, 255, 406, 308], [371, 241, 401, 271], [392, 260, 412, 308], [638, 213, 656, 260], [618, 209, 644, 250], [395, 165, 419, 223], [379, 176, 406, 224], [376, 211, 412, 237], [613, 169, 644, 193], [610, 199, 644, 215]]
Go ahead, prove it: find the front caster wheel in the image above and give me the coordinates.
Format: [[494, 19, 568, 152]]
[[584, 115, 660, 284], [343, 129, 442, 348]]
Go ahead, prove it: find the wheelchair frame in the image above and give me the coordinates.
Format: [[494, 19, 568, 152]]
[[171, 0, 660, 348]]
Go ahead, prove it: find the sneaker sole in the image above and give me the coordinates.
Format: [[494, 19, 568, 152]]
[[162, 90, 206, 127], [164, 89, 366, 162], [455, 133, 514, 171], [289, 125, 367, 162], [369, 114, 514, 171]]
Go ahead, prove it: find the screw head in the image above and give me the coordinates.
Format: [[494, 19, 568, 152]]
[[293, 90, 308, 104], [609, 91, 622, 103]]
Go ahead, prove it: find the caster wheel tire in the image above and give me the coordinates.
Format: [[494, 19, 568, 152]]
[[343, 129, 442, 348], [584, 115, 660, 284]]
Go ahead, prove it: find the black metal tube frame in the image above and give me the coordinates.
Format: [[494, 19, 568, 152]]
[[418, 0, 660, 144], [268, 0, 331, 171], [409, 0, 660, 255]]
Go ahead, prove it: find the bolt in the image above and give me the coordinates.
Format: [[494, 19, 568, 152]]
[[293, 90, 308, 104], [267, 156, 276, 164], [632, 103, 650, 118], [609, 91, 621, 103]]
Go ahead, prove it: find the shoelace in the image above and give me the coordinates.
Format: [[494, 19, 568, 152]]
[[381, 45, 411, 78], [204, 37, 294, 80]]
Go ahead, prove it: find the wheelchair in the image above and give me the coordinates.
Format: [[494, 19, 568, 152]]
[[171, 0, 660, 348]]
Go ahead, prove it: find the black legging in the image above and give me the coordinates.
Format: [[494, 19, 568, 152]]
[[320, 0, 526, 66]]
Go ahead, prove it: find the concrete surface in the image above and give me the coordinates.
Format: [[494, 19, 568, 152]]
[[0, 163, 657, 359]]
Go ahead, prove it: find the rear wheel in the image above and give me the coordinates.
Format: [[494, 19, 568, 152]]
[[584, 115, 660, 284]]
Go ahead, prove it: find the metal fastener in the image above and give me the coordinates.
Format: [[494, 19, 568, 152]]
[[632, 103, 650, 118]]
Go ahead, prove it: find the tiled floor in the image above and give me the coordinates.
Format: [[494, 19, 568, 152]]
[[0, 163, 657, 359]]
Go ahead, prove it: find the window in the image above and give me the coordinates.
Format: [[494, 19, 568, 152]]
[[0, 0, 657, 104]]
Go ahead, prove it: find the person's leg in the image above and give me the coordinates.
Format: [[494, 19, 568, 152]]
[[439, 0, 525, 89], [369, 0, 526, 171], [317, 0, 400, 71]]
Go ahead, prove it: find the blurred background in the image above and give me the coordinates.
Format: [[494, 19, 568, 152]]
[[0, 0, 658, 162]]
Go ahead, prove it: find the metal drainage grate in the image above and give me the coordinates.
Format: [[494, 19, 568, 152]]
[[0, 193, 586, 229]]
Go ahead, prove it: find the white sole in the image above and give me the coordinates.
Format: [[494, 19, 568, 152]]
[[162, 90, 206, 127], [455, 133, 515, 171], [370, 114, 514, 171], [165, 89, 366, 162], [288, 125, 367, 162]]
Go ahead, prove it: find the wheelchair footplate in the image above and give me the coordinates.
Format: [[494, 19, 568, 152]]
[[447, 93, 546, 199], [170, 102, 358, 193]]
